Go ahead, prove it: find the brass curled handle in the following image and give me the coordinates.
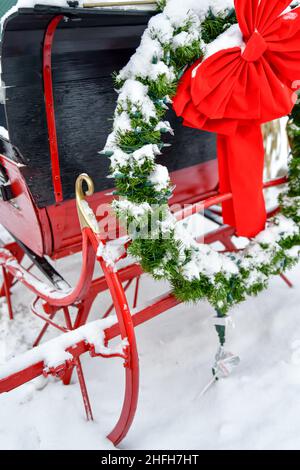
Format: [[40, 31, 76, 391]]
[[75, 173, 100, 234]]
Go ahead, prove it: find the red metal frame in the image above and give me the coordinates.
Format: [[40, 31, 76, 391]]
[[43, 15, 64, 204], [0, 173, 289, 446]]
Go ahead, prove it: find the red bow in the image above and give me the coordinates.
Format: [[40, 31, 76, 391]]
[[173, 0, 300, 237]]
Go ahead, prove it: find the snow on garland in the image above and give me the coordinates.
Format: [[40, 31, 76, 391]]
[[101, 0, 300, 316]]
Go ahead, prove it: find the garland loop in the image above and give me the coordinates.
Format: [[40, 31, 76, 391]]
[[101, 0, 300, 315]]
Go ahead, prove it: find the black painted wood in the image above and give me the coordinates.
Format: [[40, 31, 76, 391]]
[[1, 7, 216, 208]]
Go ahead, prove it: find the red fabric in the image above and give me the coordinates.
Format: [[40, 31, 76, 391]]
[[173, 0, 300, 237]]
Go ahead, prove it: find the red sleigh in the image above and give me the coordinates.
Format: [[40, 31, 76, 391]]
[[0, 5, 290, 445]]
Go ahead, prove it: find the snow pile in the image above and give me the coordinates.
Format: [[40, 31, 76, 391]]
[[97, 236, 130, 268], [0, 316, 122, 378], [163, 0, 233, 23], [148, 164, 170, 191], [117, 80, 157, 123]]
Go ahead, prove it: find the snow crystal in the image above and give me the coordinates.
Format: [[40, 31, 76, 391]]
[[164, 0, 234, 25], [132, 143, 161, 165], [118, 80, 157, 123], [113, 112, 132, 133], [287, 246, 300, 258], [255, 215, 298, 245], [97, 236, 130, 268], [114, 199, 152, 220], [110, 144, 161, 174], [283, 11, 299, 20], [0, 126, 8, 140], [110, 148, 131, 171], [148, 164, 170, 191], [204, 23, 244, 59], [119, 31, 176, 83], [172, 30, 198, 49], [154, 121, 174, 135]]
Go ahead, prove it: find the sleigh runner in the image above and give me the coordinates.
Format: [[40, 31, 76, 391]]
[[1, 1, 300, 446]]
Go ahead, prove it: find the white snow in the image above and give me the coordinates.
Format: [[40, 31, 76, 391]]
[[0, 249, 73, 299], [148, 164, 170, 191], [97, 236, 130, 268], [0, 126, 8, 140], [163, 0, 234, 24], [0, 316, 120, 378], [204, 23, 244, 59]]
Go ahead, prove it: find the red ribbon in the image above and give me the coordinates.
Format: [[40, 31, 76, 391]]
[[173, 0, 300, 237]]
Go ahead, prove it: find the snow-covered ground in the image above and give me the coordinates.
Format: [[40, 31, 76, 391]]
[[1, 221, 300, 450]]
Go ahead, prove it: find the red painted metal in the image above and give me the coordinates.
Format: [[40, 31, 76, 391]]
[[74, 356, 94, 421], [43, 15, 64, 204], [43, 160, 219, 260], [133, 276, 140, 310], [0, 156, 46, 256], [203, 226, 237, 250], [1, 267, 14, 320], [84, 229, 140, 446], [32, 311, 57, 347], [0, 243, 25, 296], [102, 278, 134, 319]]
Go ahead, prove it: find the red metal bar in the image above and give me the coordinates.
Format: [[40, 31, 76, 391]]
[[174, 176, 288, 222], [90, 263, 143, 297], [133, 276, 140, 309], [0, 242, 24, 297], [203, 225, 237, 248], [43, 15, 64, 204], [1, 267, 13, 320], [280, 273, 293, 288], [84, 230, 139, 446], [0, 362, 45, 394], [63, 306, 73, 330], [263, 176, 287, 188], [62, 296, 98, 386], [74, 357, 94, 421], [100, 259, 140, 446], [32, 311, 57, 347]]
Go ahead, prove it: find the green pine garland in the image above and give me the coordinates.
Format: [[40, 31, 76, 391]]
[[102, 1, 300, 316]]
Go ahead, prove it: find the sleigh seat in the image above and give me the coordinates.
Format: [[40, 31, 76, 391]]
[[0, 5, 218, 260]]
